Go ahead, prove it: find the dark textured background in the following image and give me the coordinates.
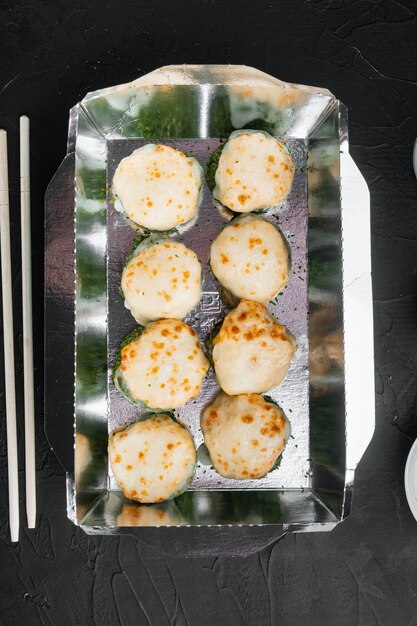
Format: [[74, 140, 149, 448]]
[[1, 0, 417, 624]]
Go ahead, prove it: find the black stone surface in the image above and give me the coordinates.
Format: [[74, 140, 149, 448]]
[[1, 0, 417, 623]]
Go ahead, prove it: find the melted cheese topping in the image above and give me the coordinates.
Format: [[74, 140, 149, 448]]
[[212, 300, 296, 395], [122, 240, 202, 325], [118, 319, 210, 409], [201, 392, 290, 479], [213, 131, 294, 212], [210, 215, 289, 303], [109, 415, 196, 503], [113, 144, 203, 231]]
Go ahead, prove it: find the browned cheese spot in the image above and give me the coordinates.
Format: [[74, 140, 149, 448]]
[[241, 414, 254, 424], [270, 327, 287, 341], [238, 194, 250, 205], [208, 410, 218, 422], [248, 237, 262, 249]]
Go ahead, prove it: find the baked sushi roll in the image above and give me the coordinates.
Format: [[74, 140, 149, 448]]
[[113, 320, 210, 410], [208, 300, 296, 395], [207, 130, 294, 212], [209, 214, 289, 303], [121, 237, 202, 325], [109, 414, 196, 503], [201, 392, 290, 479], [113, 144, 203, 231]]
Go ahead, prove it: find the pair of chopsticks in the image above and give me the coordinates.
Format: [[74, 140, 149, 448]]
[[0, 117, 36, 542]]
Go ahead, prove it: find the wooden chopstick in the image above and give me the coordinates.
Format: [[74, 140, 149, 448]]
[[20, 116, 36, 529], [0, 129, 19, 542]]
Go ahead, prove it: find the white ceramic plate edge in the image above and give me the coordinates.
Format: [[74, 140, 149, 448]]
[[404, 438, 417, 521]]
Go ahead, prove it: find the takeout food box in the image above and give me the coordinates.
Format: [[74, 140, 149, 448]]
[[45, 65, 374, 545]]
